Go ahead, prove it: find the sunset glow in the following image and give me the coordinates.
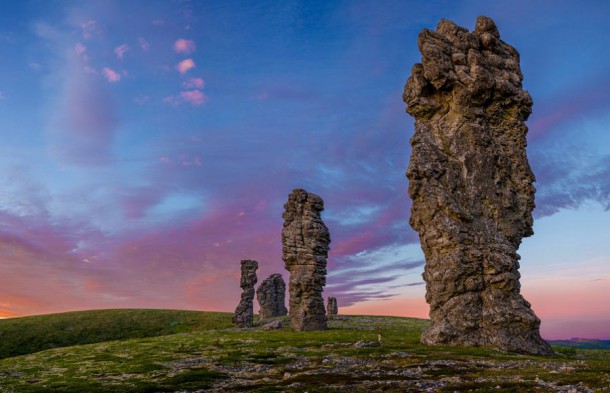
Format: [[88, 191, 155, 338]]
[[0, 1, 609, 340]]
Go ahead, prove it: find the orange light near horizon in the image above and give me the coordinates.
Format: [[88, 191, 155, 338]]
[[0, 308, 19, 319], [340, 296, 429, 319]]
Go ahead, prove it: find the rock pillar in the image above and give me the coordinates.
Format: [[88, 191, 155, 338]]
[[256, 273, 288, 320], [403, 16, 552, 355], [233, 259, 258, 328], [327, 297, 338, 316], [282, 189, 330, 331]]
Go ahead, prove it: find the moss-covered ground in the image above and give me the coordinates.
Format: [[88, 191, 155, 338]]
[[0, 310, 607, 392]]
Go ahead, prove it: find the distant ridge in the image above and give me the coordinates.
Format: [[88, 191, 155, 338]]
[[549, 338, 610, 350]]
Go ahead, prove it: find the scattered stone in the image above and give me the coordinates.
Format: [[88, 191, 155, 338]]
[[232, 260, 258, 328], [327, 296, 338, 316], [282, 189, 331, 331], [256, 273, 288, 320], [261, 319, 283, 331], [352, 340, 381, 348], [403, 16, 552, 355]]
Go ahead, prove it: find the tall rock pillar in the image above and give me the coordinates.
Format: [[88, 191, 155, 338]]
[[233, 259, 258, 328], [403, 16, 552, 355], [327, 297, 338, 316], [282, 189, 330, 331]]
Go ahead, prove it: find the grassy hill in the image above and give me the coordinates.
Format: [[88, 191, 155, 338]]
[[0, 309, 230, 359], [0, 310, 608, 392]]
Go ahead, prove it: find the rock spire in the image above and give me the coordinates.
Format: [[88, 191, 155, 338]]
[[282, 189, 331, 331], [233, 259, 258, 328], [403, 16, 552, 355], [256, 273, 288, 320], [327, 297, 338, 316]]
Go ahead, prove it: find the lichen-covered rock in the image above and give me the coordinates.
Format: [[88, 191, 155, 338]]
[[282, 189, 330, 331], [403, 16, 552, 355], [261, 319, 283, 330], [327, 297, 338, 316], [232, 260, 258, 328], [256, 273, 288, 320]]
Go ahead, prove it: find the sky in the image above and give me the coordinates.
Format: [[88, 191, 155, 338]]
[[0, 0, 608, 340]]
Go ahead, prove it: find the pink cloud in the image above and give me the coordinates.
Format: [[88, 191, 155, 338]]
[[176, 58, 196, 74], [138, 37, 150, 52], [114, 44, 129, 59], [79, 20, 99, 39], [74, 42, 86, 56], [182, 77, 204, 89], [174, 38, 196, 54], [102, 67, 120, 83], [180, 90, 207, 106]]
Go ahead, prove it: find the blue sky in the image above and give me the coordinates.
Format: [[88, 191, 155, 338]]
[[0, 0, 608, 339]]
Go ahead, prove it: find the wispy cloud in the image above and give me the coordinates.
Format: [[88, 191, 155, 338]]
[[138, 37, 150, 51], [114, 44, 129, 59], [182, 77, 204, 89], [79, 20, 99, 39], [180, 90, 206, 106], [74, 42, 86, 56]]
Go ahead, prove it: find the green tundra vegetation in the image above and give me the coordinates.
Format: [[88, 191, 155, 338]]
[[0, 309, 608, 392]]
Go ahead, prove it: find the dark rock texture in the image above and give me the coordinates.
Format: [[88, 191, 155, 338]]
[[327, 297, 338, 316], [232, 260, 258, 328], [403, 16, 552, 355], [256, 273, 288, 320], [282, 189, 331, 331]]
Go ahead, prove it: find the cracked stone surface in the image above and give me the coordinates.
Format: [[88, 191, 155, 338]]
[[403, 16, 552, 355], [233, 260, 258, 328], [282, 189, 330, 331], [256, 273, 288, 321]]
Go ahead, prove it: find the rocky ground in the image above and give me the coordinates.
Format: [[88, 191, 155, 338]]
[[0, 313, 608, 392]]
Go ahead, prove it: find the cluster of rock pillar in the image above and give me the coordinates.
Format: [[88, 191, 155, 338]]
[[234, 263, 288, 328], [233, 189, 332, 332], [403, 16, 552, 355], [231, 20, 553, 355]]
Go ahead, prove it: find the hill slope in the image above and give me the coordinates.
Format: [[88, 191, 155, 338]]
[[0, 309, 230, 359], [0, 310, 608, 392]]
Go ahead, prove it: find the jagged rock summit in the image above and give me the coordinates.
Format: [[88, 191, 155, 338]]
[[403, 16, 552, 355], [282, 189, 330, 331], [233, 259, 258, 328], [256, 273, 288, 320]]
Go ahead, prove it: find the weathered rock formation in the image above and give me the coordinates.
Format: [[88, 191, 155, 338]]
[[282, 189, 330, 331], [403, 16, 552, 355], [256, 273, 288, 320], [233, 259, 258, 328], [327, 297, 338, 316]]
